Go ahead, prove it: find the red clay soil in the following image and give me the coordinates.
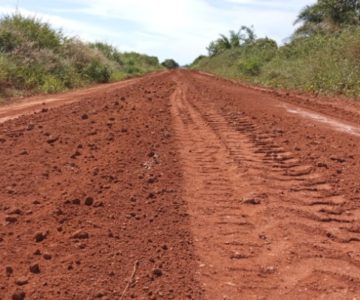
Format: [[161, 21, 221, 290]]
[[0, 75, 150, 123], [1, 69, 360, 299]]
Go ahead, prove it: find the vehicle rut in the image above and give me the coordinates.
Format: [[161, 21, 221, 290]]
[[171, 73, 360, 299]]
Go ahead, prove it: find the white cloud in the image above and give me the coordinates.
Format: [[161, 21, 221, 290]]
[[0, 0, 317, 64], [224, 0, 314, 6]]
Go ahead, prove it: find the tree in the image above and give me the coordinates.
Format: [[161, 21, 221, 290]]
[[90, 42, 123, 65], [0, 13, 63, 52], [161, 59, 179, 69], [191, 55, 206, 66], [229, 30, 241, 48], [206, 41, 219, 56], [206, 26, 256, 56], [294, 0, 360, 37], [217, 34, 232, 50], [239, 26, 256, 44]]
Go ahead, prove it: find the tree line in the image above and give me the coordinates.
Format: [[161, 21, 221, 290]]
[[192, 0, 360, 98], [205, 0, 360, 57]]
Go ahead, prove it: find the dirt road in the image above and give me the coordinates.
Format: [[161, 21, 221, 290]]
[[0, 75, 148, 124], [1, 70, 360, 299]]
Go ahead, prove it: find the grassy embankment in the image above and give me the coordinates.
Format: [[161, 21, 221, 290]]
[[0, 14, 162, 100], [191, 1, 360, 99]]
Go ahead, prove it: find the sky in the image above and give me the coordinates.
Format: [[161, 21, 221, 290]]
[[0, 0, 316, 65]]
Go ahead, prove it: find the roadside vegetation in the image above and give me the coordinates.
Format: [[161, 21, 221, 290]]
[[161, 59, 180, 69], [0, 13, 162, 99], [191, 0, 360, 98]]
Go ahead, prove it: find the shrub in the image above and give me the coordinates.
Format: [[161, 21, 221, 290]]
[[238, 58, 261, 76], [161, 59, 179, 69], [110, 70, 127, 81], [0, 13, 62, 51], [192, 24, 360, 98], [259, 27, 360, 97], [192, 55, 206, 66], [40, 75, 64, 93], [0, 13, 162, 98], [82, 60, 112, 83]]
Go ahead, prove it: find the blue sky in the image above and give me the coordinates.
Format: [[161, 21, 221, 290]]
[[0, 0, 316, 65]]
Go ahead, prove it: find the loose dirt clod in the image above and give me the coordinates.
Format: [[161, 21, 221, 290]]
[[243, 198, 261, 205], [29, 264, 40, 274], [5, 266, 13, 276], [15, 278, 29, 286], [5, 216, 18, 223], [34, 232, 47, 243], [9, 208, 22, 215], [12, 291, 25, 300], [84, 197, 94, 206], [71, 230, 89, 239], [72, 199, 81, 205], [47, 136, 59, 144], [43, 253, 52, 260], [152, 268, 163, 277], [33, 249, 41, 256]]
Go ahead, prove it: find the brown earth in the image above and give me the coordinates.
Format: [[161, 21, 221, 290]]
[[1, 69, 360, 299]]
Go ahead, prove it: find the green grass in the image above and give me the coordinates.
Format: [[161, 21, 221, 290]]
[[192, 27, 360, 99], [0, 13, 163, 99]]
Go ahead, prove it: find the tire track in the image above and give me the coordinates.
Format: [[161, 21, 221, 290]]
[[171, 73, 360, 299]]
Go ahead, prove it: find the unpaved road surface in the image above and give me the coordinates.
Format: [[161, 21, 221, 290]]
[[1, 70, 360, 299], [0, 75, 147, 124]]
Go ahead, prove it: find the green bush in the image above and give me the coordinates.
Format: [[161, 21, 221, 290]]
[[110, 70, 127, 81], [0, 54, 10, 81], [259, 27, 360, 97], [192, 25, 360, 98], [82, 60, 112, 83], [161, 59, 180, 69], [40, 75, 64, 93], [192, 0, 360, 99], [0, 13, 62, 51], [238, 57, 261, 76], [0, 13, 162, 98]]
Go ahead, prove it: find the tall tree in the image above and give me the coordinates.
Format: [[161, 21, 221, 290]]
[[295, 0, 360, 36], [217, 34, 232, 50], [161, 59, 179, 69], [206, 26, 256, 56], [239, 26, 256, 44], [229, 30, 241, 48]]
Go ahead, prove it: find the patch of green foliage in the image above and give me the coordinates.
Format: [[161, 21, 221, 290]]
[[0, 13, 162, 98], [259, 29, 360, 97], [191, 0, 360, 99], [294, 0, 360, 37], [192, 37, 278, 80], [206, 26, 256, 57], [161, 59, 180, 69]]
